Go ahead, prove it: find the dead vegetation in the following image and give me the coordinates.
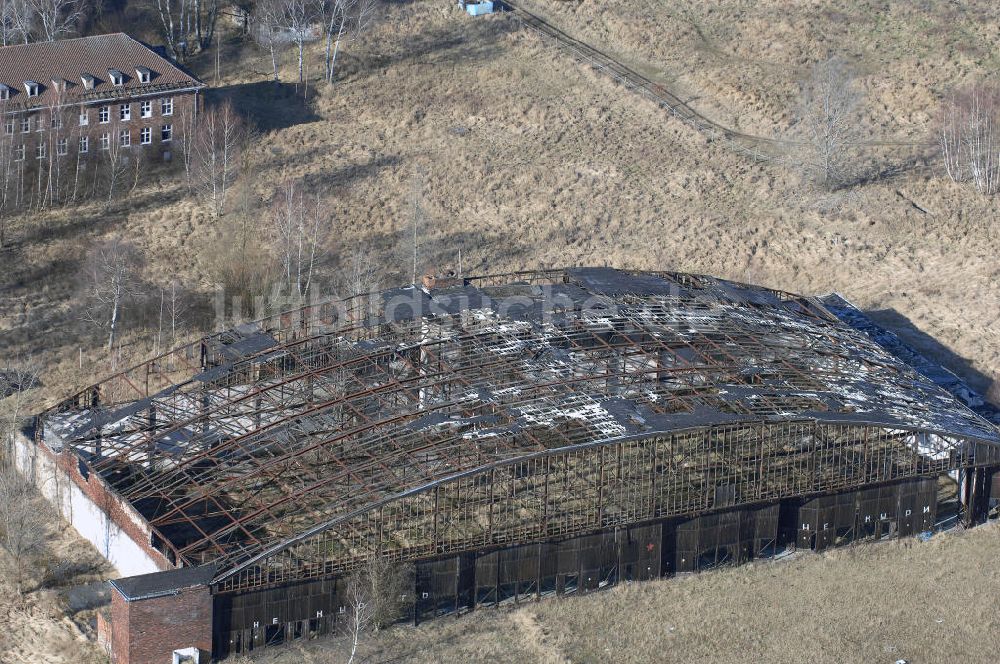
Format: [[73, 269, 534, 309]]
[[1, 0, 1000, 661], [231, 524, 1000, 664]]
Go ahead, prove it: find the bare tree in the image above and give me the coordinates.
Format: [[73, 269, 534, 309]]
[[790, 55, 865, 190], [0, 361, 38, 458], [176, 103, 197, 191], [155, 0, 218, 58], [278, 0, 319, 84], [0, 361, 44, 597], [155, 0, 188, 59], [338, 244, 382, 296], [322, 0, 376, 85], [344, 557, 412, 664], [100, 121, 131, 207], [268, 178, 326, 298], [0, 100, 15, 247], [81, 237, 145, 351], [0, 0, 32, 45], [193, 101, 248, 215], [408, 165, 425, 285], [321, 0, 351, 85], [0, 462, 46, 596], [940, 84, 1000, 196], [251, 0, 283, 83], [26, 0, 80, 40], [155, 280, 189, 354]]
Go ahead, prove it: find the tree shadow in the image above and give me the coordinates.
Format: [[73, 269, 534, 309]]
[[208, 82, 322, 132], [13, 186, 189, 248]]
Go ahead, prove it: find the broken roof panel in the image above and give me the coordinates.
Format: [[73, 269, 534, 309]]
[[38, 268, 1000, 583]]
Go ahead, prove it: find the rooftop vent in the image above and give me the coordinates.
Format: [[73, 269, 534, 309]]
[[81, 73, 95, 90], [24, 80, 40, 97], [135, 66, 152, 84], [108, 69, 124, 86]]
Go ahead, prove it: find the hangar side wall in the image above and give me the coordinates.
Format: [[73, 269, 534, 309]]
[[12, 433, 169, 577], [211, 477, 948, 659]]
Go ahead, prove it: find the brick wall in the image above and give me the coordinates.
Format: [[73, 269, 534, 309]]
[[2, 89, 198, 163], [110, 584, 213, 664], [14, 433, 174, 573]]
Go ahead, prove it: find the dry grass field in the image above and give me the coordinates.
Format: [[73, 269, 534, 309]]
[[1, 0, 999, 661]]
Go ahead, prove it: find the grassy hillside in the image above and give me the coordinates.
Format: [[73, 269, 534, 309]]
[[1, 1, 999, 661]]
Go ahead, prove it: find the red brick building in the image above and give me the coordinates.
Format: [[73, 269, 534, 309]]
[[0, 33, 204, 165], [106, 567, 216, 664]]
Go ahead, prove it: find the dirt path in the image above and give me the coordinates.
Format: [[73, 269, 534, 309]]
[[509, 610, 573, 664]]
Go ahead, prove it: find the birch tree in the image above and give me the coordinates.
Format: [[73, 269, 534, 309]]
[[344, 556, 412, 664], [81, 237, 144, 351], [193, 101, 248, 215], [177, 103, 197, 191], [102, 122, 130, 208], [155, 0, 219, 59], [940, 84, 1000, 196], [268, 178, 326, 298], [322, 0, 376, 84], [0, 0, 32, 45], [322, 0, 351, 85], [278, 0, 318, 84], [252, 0, 283, 83], [27, 0, 80, 40]]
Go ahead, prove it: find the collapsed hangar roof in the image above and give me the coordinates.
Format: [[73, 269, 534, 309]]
[[40, 268, 1000, 580]]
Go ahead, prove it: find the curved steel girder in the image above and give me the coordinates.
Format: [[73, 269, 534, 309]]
[[211, 417, 997, 585]]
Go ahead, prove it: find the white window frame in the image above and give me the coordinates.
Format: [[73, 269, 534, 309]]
[[79, 136, 89, 153], [100, 133, 110, 150], [79, 109, 89, 126], [140, 126, 151, 145], [99, 106, 110, 124], [119, 104, 131, 121], [36, 142, 45, 159], [14, 144, 24, 161], [20, 117, 29, 133], [160, 123, 173, 142], [140, 100, 152, 118], [50, 114, 61, 129], [119, 129, 130, 147], [4, 119, 13, 135], [57, 137, 67, 156], [161, 97, 173, 116]]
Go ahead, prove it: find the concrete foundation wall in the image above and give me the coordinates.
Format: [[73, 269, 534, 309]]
[[13, 433, 167, 577]]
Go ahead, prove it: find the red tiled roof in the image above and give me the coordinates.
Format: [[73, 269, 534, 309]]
[[0, 33, 204, 109]]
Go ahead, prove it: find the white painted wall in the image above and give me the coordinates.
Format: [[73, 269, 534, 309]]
[[13, 433, 163, 578]]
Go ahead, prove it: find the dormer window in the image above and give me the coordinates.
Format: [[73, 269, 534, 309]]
[[135, 67, 152, 84], [24, 81, 40, 97], [0, 85, 9, 101], [81, 74, 95, 90], [108, 69, 124, 86], [50, 78, 68, 93]]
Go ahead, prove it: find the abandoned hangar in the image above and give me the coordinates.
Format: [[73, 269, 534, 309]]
[[23, 267, 1000, 663]]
